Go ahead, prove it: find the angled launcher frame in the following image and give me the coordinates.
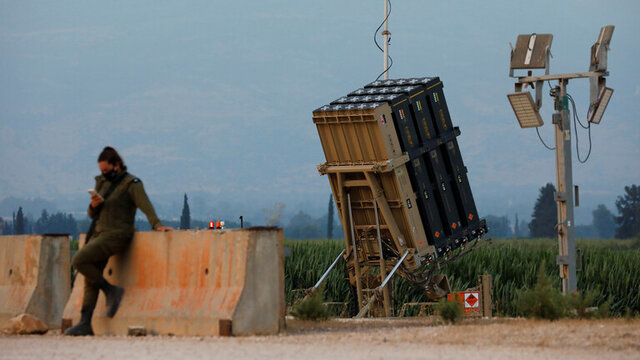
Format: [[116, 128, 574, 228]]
[[313, 78, 488, 316], [314, 103, 432, 314]]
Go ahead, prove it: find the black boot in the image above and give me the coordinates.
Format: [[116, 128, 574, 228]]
[[97, 277, 125, 318], [64, 307, 95, 336]]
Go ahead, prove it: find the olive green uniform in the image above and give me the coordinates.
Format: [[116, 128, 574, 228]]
[[72, 172, 163, 309]]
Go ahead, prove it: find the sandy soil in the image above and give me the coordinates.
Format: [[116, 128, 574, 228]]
[[1, 317, 639, 360]]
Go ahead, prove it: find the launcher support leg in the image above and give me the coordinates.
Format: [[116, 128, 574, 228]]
[[347, 192, 364, 311], [374, 198, 392, 317], [364, 172, 406, 252], [356, 250, 409, 318]]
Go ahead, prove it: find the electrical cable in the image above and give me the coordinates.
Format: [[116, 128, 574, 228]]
[[374, 0, 393, 81], [567, 92, 593, 163], [567, 94, 589, 129], [536, 127, 556, 150]]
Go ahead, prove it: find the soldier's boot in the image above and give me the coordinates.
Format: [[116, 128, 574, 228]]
[[64, 307, 95, 336], [97, 277, 125, 318]]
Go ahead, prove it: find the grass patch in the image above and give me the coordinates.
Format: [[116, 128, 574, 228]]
[[285, 238, 640, 317]]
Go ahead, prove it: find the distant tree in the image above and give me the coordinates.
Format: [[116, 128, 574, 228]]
[[286, 210, 322, 239], [529, 183, 557, 238], [34, 209, 78, 237], [180, 193, 191, 230], [592, 204, 615, 238], [14, 207, 25, 235], [0, 217, 4, 235], [514, 212, 520, 237], [614, 185, 640, 239], [35, 209, 50, 234], [327, 195, 334, 239], [485, 215, 513, 238]]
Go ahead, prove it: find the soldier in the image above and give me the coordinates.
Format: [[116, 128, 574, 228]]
[[65, 146, 173, 336]]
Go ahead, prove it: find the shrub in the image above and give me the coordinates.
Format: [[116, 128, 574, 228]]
[[515, 263, 566, 320], [289, 285, 330, 321], [436, 298, 463, 324], [566, 290, 597, 318]]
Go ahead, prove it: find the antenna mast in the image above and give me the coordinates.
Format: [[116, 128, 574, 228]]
[[382, 0, 390, 79]]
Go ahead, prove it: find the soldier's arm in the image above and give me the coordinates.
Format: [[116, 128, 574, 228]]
[[128, 179, 164, 230]]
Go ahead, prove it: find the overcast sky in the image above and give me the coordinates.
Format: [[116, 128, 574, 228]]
[[1, 1, 638, 225]]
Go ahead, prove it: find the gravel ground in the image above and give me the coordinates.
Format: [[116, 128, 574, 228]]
[[1, 317, 639, 360]]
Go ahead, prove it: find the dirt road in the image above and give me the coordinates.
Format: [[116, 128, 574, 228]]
[[1, 318, 639, 360]]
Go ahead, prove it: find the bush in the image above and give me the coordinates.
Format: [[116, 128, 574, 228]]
[[289, 285, 330, 321], [566, 290, 597, 318], [515, 263, 566, 320], [436, 298, 463, 324]]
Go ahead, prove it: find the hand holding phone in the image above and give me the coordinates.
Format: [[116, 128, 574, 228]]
[[88, 189, 104, 207]]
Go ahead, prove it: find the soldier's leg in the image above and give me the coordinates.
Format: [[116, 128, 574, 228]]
[[81, 259, 108, 310], [65, 255, 108, 336], [72, 233, 129, 317]]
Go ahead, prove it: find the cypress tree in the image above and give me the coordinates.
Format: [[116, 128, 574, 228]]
[[15, 207, 25, 235], [180, 193, 191, 230], [327, 194, 334, 239]]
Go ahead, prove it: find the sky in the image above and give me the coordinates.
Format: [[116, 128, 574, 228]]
[[1, 0, 639, 225]]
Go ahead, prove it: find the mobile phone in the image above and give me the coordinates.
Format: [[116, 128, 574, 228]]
[[88, 189, 99, 197]]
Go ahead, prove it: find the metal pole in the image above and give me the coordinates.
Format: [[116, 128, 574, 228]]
[[314, 250, 345, 289], [347, 193, 365, 310], [374, 198, 392, 317], [554, 79, 577, 294], [383, 0, 389, 80], [380, 250, 409, 289]]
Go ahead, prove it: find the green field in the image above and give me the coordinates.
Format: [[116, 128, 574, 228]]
[[284, 238, 640, 317]]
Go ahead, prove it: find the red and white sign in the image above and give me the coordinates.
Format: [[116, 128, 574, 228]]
[[448, 291, 482, 316], [464, 292, 479, 308]]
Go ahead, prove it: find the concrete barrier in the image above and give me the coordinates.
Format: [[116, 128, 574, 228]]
[[0, 235, 71, 329], [62, 228, 285, 336]]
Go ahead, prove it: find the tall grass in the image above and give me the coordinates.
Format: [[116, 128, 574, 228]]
[[285, 238, 640, 317]]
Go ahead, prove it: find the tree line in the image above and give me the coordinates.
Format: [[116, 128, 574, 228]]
[[1, 185, 638, 239], [486, 183, 638, 239]]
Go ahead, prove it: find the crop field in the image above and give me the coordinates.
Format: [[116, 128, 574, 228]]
[[285, 238, 640, 317]]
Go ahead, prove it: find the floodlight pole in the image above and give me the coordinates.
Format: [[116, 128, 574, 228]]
[[510, 26, 614, 296], [515, 70, 605, 295], [553, 79, 577, 294]]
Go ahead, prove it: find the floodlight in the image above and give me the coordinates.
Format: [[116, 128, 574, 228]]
[[590, 25, 614, 72], [510, 33, 553, 76], [588, 87, 613, 124], [507, 92, 544, 128]]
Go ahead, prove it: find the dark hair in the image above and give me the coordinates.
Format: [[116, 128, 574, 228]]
[[98, 146, 127, 171]]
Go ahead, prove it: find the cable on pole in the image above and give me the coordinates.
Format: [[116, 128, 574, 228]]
[[374, 0, 392, 81], [536, 127, 556, 150], [567, 93, 593, 163]]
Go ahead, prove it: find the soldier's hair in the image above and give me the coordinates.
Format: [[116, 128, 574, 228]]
[[98, 146, 128, 171]]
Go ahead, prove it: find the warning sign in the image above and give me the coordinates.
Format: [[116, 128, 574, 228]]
[[448, 291, 482, 316], [464, 292, 479, 308]]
